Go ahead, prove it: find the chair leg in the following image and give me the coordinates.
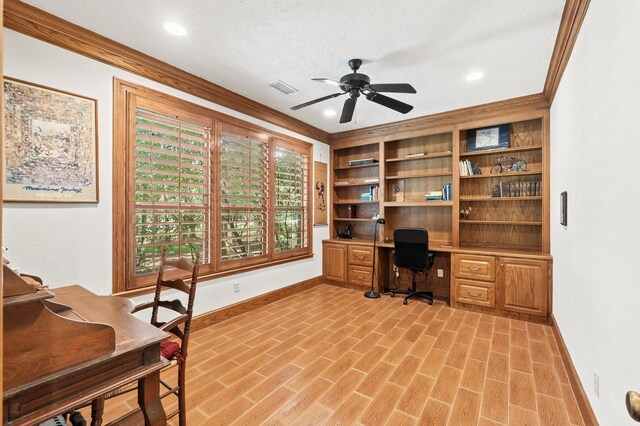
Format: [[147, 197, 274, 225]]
[[403, 271, 434, 305], [90, 397, 105, 426], [179, 363, 187, 426]]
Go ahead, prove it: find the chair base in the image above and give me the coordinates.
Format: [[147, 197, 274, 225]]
[[390, 288, 434, 305]]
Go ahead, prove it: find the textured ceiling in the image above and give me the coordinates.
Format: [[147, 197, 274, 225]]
[[24, 0, 564, 135]]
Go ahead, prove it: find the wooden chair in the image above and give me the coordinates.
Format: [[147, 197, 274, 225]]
[[91, 246, 200, 425]]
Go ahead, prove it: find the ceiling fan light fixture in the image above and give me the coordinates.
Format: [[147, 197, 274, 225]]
[[163, 22, 187, 36], [323, 109, 336, 117], [466, 71, 484, 81]]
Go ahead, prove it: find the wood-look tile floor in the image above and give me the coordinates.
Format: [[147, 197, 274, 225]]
[[95, 284, 584, 425]]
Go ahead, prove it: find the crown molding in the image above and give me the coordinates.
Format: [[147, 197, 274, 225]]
[[543, 0, 591, 104], [3, 0, 330, 143]]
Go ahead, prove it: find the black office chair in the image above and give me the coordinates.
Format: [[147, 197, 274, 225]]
[[390, 228, 435, 305]]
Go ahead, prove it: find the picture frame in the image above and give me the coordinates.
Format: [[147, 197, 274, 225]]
[[3, 77, 98, 202], [466, 124, 510, 152], [313, 161, 328, 225]]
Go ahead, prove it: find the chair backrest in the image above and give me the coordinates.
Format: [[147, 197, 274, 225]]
[[150, 246, 200, 357], [393, 228, 429, 270]]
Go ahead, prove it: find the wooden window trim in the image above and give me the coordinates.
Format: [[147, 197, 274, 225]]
[[113, 79, 313, 294]]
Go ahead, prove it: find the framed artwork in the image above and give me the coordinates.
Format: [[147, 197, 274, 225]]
[[313, 161, 327, 225], [3, 77, 98, 202], [467, 124, 510, 152]]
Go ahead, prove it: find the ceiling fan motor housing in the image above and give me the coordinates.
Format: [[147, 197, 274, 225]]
[[340, 73, 370, 90]]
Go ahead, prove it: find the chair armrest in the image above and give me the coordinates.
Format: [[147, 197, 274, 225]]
[[159, 314, 187, 334], [132, 300, 154, 313]]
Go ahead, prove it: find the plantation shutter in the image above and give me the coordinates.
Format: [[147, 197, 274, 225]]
[[219, 125, 269, 266], [272, 139, 310, 258], [134, 107, 212, 280]]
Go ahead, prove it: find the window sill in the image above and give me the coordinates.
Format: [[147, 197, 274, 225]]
[[113, 252, 314, 298]]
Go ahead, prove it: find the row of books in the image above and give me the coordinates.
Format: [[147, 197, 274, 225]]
[[459, 160, 478, 176], [361, 185, 380, 201], [424, 183, 452, 201], [492, 180, 541, 198], [348, 158, 378, 167]]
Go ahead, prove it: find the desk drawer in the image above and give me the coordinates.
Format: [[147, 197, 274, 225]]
[[348, 245, 374, 266], [452, 254, 496, 281], [349, 265, 372, 286], [454, 278, 495, 307]]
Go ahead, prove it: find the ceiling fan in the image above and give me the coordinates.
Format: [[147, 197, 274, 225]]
[[291, 58, 417, 124]]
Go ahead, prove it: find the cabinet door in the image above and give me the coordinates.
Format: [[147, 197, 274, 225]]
[[497, 257, 548, 317], [323, 243, 347, 282]]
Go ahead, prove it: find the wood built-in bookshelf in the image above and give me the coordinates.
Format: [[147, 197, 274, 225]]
[[383, 132, 453, 246], [329, 116, 547, 253], [331, 143, 380, 240], [458, 118, 544, 251]]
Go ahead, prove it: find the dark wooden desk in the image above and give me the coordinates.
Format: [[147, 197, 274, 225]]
[[3, 283, 169, 426]]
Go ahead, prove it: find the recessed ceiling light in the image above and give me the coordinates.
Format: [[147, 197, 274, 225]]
[[466, 71, 484, 81], [164, 22, 186, 36], [324, 109, 336, 117]]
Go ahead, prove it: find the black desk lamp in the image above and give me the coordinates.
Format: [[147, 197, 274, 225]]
[[364, 218, 385, 299]]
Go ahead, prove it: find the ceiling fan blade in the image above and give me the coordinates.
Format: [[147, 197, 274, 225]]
[[368, 83, 417, 94], [339, 97, 357, 123], [366, 92, 414, 114], [290, 92, 345, 110], [312, 78, 351, 89]]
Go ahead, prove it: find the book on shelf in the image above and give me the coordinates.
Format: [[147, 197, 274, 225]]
[[405, 152, 426, 158], [348, 158, 378, 167], [441, 183, 451, 201], [425, 190, 443, 201], [459, 159, 475, 176], [361, 185, 379, 201], [493, 180, 541, 197]]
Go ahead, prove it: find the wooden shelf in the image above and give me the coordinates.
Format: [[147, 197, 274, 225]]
[[385, 151, 452, 163], [334, 200, 379, 205], [461, 145, 542, 157], [334, 163, 379, 170], [333, 218, 377, 222], [334, 181, 380, 187], [384, 201, 453, 207], [460, 171, 542, 179], [386, 172, 452, 180], [460, 196, 542, 202], [460, 220, 543, 226]]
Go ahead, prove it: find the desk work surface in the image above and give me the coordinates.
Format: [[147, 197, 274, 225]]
[[324, 238, 552, 260]]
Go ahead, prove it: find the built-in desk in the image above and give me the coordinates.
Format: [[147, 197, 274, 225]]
[[322, 239, 553, 323]]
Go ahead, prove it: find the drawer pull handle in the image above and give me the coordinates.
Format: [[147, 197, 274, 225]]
[[467, 291, 482, 297], [467, 266, 481, 271], [356, 255, 365, 259], [356, 275, 365, 279]]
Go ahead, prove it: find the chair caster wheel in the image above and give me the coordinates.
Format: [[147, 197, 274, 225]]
[[428, 300, 433, 305], [390, 293, 395, 298], [403, 300, 408, 305]]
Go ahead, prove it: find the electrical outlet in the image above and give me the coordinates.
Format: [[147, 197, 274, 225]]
[[233, 282, 240, 293], [437, 269, 444, 278], [594, 371, 599, 397]]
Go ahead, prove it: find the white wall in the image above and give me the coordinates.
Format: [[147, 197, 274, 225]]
[[3, 30, 330, 316], [550, 1, 640, 424]]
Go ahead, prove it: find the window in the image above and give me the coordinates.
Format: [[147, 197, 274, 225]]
[[114, 81, 313, 293], [273, 140, 309, 258], [219, 125, 269, 267], [134, 108, 212, 277]]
